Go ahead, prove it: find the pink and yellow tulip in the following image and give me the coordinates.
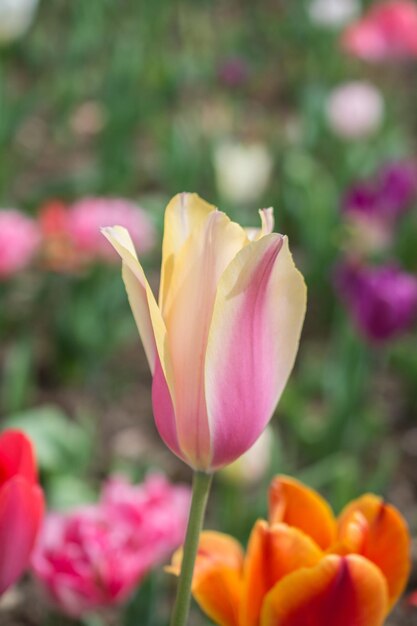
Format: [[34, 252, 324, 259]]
[[103, 194, 306, 471], [169, 476, 411, 626]]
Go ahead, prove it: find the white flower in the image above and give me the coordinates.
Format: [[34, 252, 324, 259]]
[[0, 0, 39, 44], [213, 141, 273, 205], [325, 81, 384, 140], [308, 0, 360, 28]]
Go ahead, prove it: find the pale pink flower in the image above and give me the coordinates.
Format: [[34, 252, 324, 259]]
[[68, 197, 156, 263], [31, 474, 190, 617], [326, 81, 384, 139], [342, 0, 417, 61], [0, 209, 40, 278]]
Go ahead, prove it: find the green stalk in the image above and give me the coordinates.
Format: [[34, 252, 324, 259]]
[[170, 471, 213, 626]]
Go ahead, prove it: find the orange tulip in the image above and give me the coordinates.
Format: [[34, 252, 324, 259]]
[[169, 475, 410, 626]]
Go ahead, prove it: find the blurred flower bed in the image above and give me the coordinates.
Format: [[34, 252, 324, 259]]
[[1, 1, 417, 625]]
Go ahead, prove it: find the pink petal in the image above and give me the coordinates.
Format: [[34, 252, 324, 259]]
[[205, 234, 306, 469]]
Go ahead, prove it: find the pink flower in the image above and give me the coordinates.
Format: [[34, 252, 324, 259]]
[[102, 194, 306, 471], [68, 197, 156, 263], [0, 210, 40, 278], [342, 1, 417, 61], [0, 430, 44, 595], [31, 474, 190, 617], [325, 81, 384, 139]]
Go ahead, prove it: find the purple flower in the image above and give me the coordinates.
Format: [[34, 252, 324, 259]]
[[343, 160, 417, 222], [336, 262, 417, 342], [217, 57, 249, 87], [379, 161, 417, 216]]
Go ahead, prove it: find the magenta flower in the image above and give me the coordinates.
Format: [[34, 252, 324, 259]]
[[336, 262, 417, 342], [68, 197, 156, 263], [31, 474, 190, 617], [217, 57, 249, 87], [0, 210, 40, 278], [342, 0, 417, 61], [343, 161, 417, 222]]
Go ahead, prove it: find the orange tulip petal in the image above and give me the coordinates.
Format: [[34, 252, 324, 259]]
[[269, 475, 336, 549], [261, 554, 388, 626], [167, 531, 244, 626], [193, 564, 242, 626], [167, 530, 244, 586], [240, 520, 323, 626], [337, 494, 411, 608]]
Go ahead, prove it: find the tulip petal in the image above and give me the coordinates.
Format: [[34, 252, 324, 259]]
[[0, 477, 44, 594], [0, 430, 37, 484], [268, 475, 336, 550], [261, 555, 388, 626], [337, 494, 411, 608], [163, 210, 247, 468], [246, 208, 275, 241], [205, 236, 306, 469], [159, 193, 216, 315], [152, 357, 183, 462], [101, 226, 172, 385], [193, 565, 242, 626], [240, 520, 323, 626], [167, 530, 244, 585], [168, 531, 244, 626]]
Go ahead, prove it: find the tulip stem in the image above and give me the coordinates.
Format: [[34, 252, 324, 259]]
[[170, 470, 213, 626]]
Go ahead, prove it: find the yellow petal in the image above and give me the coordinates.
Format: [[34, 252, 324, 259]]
[[101, 226, 173, 389], [246, 208, 275, 241], [159, 193, 216, 315]]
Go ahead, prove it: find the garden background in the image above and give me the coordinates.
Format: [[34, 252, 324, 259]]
[[1, 1, 417, 624]]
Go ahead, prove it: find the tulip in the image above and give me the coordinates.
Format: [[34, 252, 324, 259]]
[[335, 262, 417, 342], [342, 0, 417, 61], [103, 194, 306, 471], [343, 161, 417, 221], [0, 0, 38, 45], [308, 0, 360, 29], [213, 144, 273, 205], [169, 476, 410, 626], [0, 430, 44, 595], [340, 160, 417, 255], [31, 474, 190, 617], [0, 210, 40, 278]]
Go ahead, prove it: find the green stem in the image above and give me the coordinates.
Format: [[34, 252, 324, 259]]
[[170, 470, 213, 626]]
